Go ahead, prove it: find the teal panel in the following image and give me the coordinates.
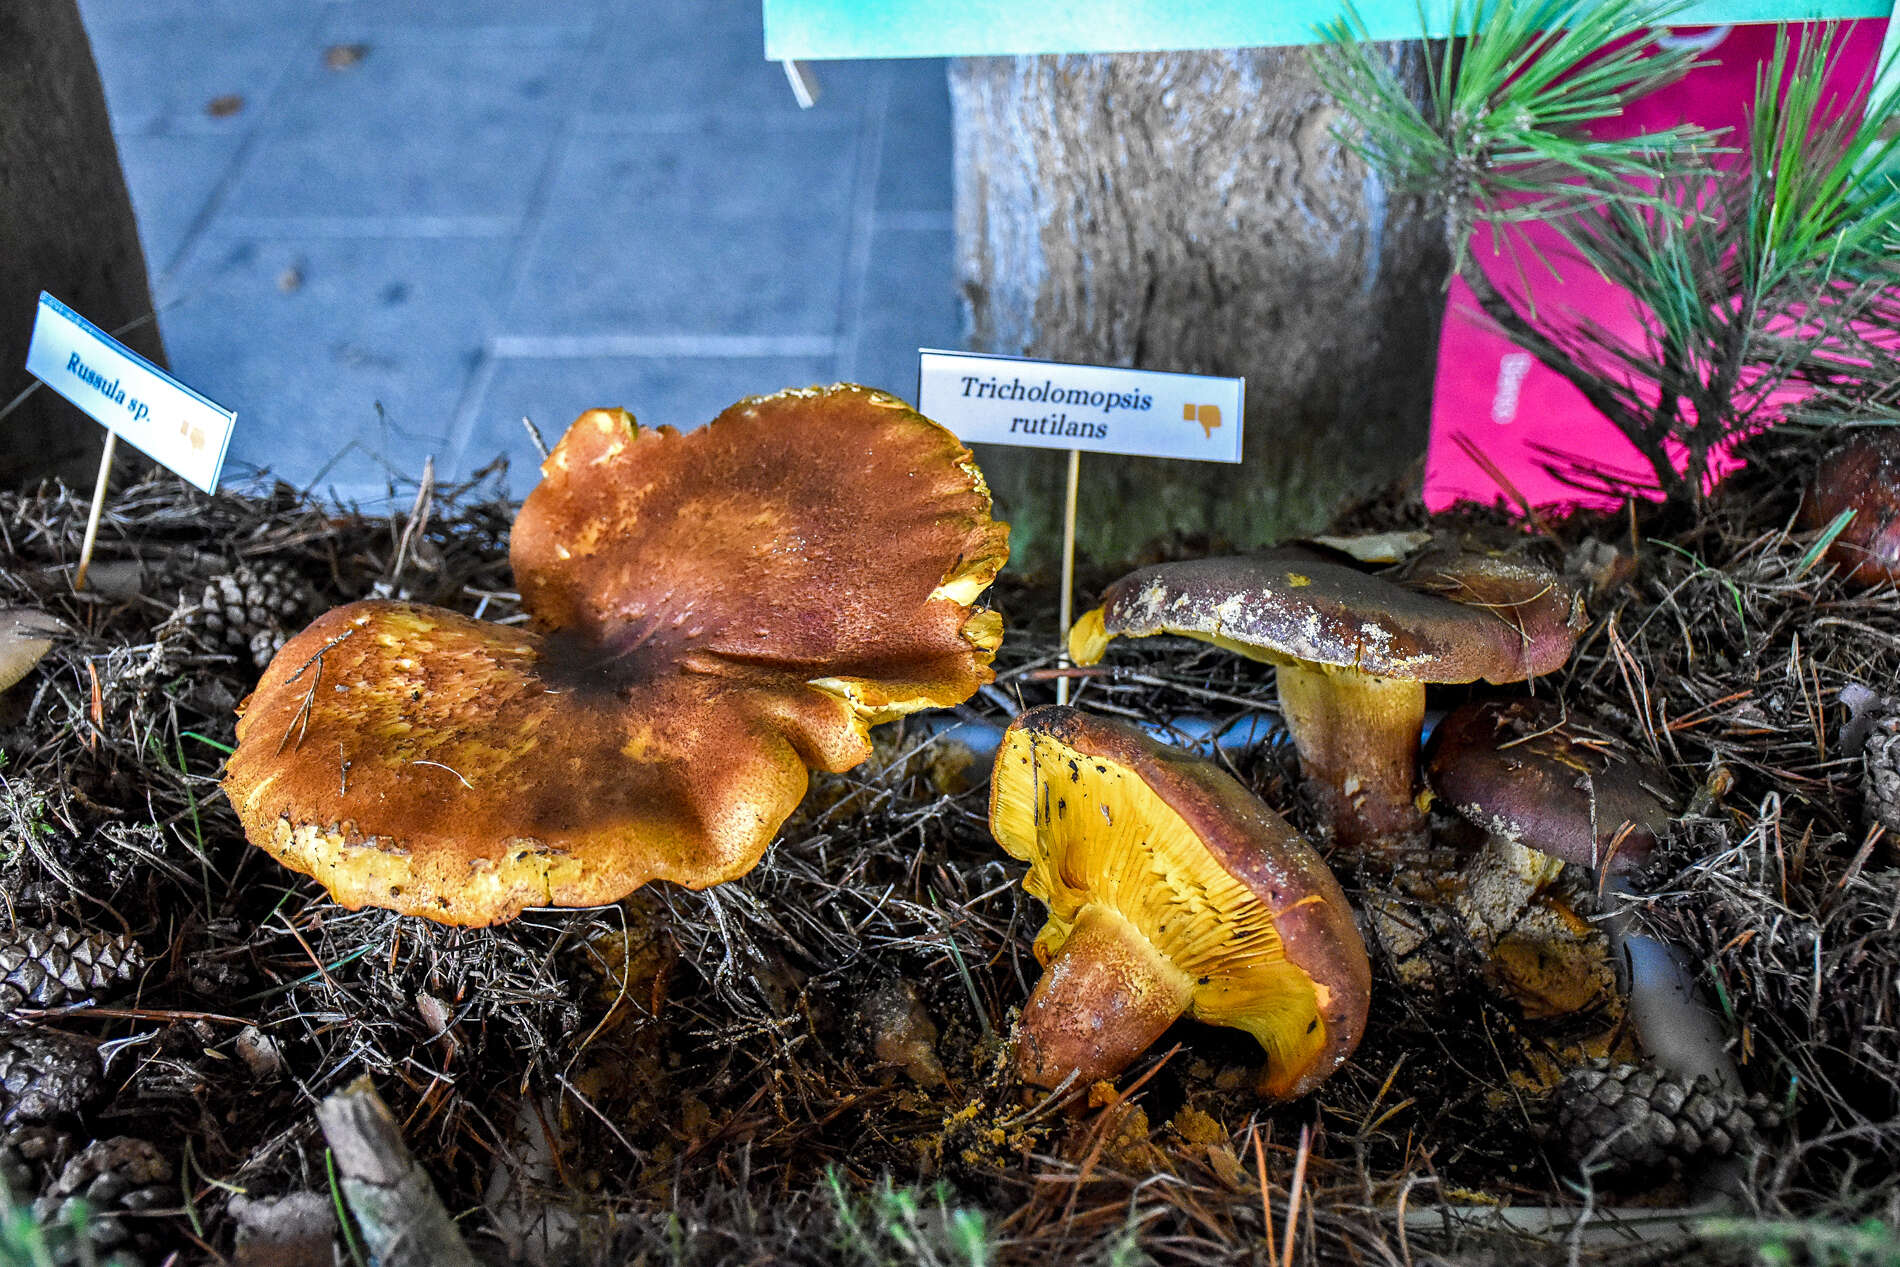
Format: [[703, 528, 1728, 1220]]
[[763, 0, 1890, 61]]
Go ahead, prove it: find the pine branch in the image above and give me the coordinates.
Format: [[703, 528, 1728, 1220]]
[[1322, 4, 1900, 509], [1313, 0, 1715, 242], [1455, 253, 1687, 498]]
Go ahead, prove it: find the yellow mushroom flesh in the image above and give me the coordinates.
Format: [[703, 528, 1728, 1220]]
[[990, 723, 1338, 1097]]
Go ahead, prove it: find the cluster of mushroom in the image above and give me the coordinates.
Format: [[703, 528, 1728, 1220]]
[[221, 384, 1735, 1110], [980, 432, 1900, 1107], [997, 538, 1736, 1108], [223, 385, 1009, 926], [1067, 543, 1587, 849], [1424, 698, 1734, 1091]]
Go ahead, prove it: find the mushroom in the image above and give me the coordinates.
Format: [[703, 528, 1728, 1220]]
[[1068, 547, 1583, 849], [988, 705, 1370, 1098], [224, 385, 1009, 926], [1423, 698, 1735, 1090], [1806, 430, 1900, 587], [0, 609, 61, 693]]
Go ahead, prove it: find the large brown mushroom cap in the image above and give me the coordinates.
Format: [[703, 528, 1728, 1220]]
[[225, 385, 1009, 925], [989, 705, 1370, 1099], [512, 386, 1007, 716], [1424, 697, 1674, 872], [1070, 547, 1581, 685]]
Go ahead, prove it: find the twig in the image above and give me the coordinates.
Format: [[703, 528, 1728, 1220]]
[[315, 1076, 481, 1267], [1280, 1124, 1310, 1267], [276, 626, 356, 754]]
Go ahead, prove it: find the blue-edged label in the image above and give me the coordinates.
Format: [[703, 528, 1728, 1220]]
[[918, 348, 1244, 463], [764, 0, 1890, 61], [25, 292, 234, 493]]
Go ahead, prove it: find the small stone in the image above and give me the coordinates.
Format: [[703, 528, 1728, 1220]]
[[230, 1191, 337, 1267], [234, 1027, 283, 1080]]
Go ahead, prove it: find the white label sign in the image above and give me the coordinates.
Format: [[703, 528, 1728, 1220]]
[[918, 349, 1244, 463], [25, 292, 234, 493]]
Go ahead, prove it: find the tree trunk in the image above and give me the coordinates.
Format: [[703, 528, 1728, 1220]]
[[950, 48, 1446, 573], [0, 0, 166, 488]]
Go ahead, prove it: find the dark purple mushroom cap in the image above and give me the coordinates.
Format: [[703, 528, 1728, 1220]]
[[1808, 432, 1900, 587], [1423, 698, 1675, 872], [1069, 548, 1582, 684]]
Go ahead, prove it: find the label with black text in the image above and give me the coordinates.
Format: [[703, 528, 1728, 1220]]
[[917, 349, 1243, 463], [25, 292, 234, 493]]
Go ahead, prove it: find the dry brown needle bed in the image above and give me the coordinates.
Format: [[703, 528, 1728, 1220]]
[[0, 422, 1896, 1264]]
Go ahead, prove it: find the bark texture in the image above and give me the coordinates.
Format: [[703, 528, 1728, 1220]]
[[0, 0, 166, 488], [951, 49, 1446, 571]]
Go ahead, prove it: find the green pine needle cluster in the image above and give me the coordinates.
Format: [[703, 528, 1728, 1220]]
[[825, 1170, 994, 1267], [1317, 0, 1716, 232], [1314, 1, 1900, 506], [0, 1192, 111, 1267]]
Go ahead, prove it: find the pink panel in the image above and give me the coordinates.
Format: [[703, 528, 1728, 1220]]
[[1423, 20, 1888, 511]]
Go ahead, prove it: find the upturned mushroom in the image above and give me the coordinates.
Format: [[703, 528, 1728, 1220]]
[[224, 385, 1009, 926], [1068, 547, 1583, 848], [988, 705, 1370, 1098], [0, 609, 61, 693], [1424, 698, 1735, 1090]]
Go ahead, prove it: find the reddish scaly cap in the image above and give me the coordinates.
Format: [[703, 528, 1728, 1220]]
[[1808, 432, 1900, 587], [512, 386, 1007, 702]]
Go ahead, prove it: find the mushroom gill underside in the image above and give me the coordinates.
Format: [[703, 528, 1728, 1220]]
[[989, 728, 1333, 1095]]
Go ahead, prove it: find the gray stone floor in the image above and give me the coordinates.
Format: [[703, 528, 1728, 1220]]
[[78, 0, 957, 505]]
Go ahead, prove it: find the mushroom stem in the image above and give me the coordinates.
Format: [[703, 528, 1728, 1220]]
[[1459, 835, 1567, 943], [1274, 661, 1426, 849], [1017, 902, 1193, 1088]]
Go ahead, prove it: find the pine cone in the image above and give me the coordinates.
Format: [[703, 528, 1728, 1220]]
[[0, 1125, 70, 1201], [0, 1030, 103, 1125], [0, 926, 143, 1017], [34, 1137, 173, 1262], [197, 563, 313, 669], [1864, 712, 1900, 838], [1553, 1060, 1778, 1179]]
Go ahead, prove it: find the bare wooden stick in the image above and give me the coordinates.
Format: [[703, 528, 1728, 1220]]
[[73, 430, 116, 591], [1056, 447, 1080, 707], [315, 1076, 480, 1267]]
